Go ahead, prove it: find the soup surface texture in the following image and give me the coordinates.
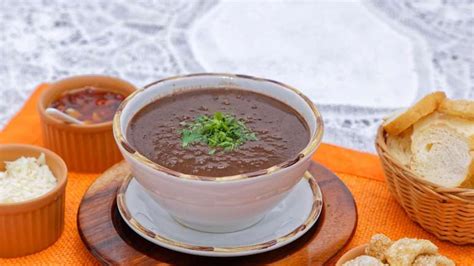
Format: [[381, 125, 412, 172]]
[[127, 88, 310, 177]]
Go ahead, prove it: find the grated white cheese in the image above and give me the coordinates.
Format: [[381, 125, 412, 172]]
[[0, 153, 57, 203]]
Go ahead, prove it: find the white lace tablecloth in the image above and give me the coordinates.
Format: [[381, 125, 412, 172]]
[[0, 0, 472, 152]]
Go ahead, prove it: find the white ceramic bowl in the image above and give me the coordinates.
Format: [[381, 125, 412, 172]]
[[113, 73, 324, 233]]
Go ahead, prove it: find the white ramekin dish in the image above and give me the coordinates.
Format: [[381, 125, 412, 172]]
[[113, 73, 323, 233]]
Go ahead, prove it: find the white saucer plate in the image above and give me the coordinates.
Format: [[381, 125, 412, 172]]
[[117, 172, 323, 257]]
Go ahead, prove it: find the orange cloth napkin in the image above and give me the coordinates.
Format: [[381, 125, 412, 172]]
[[0, 85, 472, 265]]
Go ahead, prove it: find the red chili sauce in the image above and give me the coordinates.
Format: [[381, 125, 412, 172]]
[[50, 86, 125, 124]]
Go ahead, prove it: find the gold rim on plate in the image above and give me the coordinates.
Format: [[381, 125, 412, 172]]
[[116, 171, 323, 255]]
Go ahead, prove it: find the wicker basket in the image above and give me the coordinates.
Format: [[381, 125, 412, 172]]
[[375, 126, 474, 245]]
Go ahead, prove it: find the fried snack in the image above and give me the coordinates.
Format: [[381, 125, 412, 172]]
[[384, 238, 438, 266], [412, 254, 455, 266], [365, 234, 393, 261], [342, 255, 386, 266]]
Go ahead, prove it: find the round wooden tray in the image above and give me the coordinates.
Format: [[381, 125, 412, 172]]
[[78, 161, 357, 265]]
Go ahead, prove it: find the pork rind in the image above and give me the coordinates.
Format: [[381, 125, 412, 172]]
[[384, 238, 438, 266], [342, 255, 386, 266], [412, 255, 455, 266], [365, 234, 393, 261]]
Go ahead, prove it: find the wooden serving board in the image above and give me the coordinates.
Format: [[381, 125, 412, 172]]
[[78, 161, 357, 265]]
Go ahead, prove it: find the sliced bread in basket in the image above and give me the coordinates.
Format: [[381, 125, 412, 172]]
[[378, 92, 474, 244], [411, 115, 473, 188], [383, 92, 446, 135], [382, 92, 473, 189]]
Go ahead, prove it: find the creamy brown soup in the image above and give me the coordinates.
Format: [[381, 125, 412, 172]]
[[127, 88, 310, 177]]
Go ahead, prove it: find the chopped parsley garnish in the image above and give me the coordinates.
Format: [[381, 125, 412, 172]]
[[180, 112, 257, 154]]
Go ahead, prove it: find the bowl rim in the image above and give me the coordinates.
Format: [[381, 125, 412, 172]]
[[37, 74, 137, 130], [0, 144, 68, 211], [113, 73, 324, 182], [335, 244, 368, 266]]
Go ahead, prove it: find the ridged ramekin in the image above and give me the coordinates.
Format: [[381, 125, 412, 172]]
[[37, 75, 136, 172], [0, 144, 68, 258]]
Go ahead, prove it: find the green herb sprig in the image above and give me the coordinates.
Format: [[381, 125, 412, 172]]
[[180, 112, 257, 154]]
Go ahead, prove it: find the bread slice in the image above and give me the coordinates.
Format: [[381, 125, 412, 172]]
[[383, 92, 446, 135], [438, 98, 474, 120], [411, 122, 472, 188], [386, 127, 412, 166], [415, 112, 474, 137]]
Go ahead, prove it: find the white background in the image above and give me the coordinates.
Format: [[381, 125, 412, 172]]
[[0, 0, 472, 152]]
